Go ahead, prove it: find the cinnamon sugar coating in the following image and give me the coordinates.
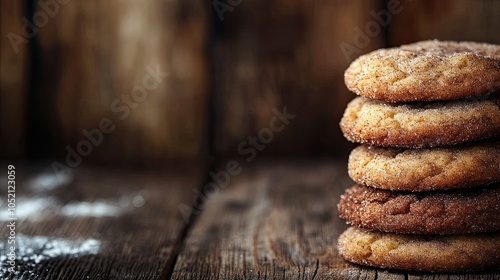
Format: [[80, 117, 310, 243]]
[[345, 40, 500, 102], [348, 141, 500, 191], [338, 227, 500, 272], [338, 184, 500, 235], [340, 96, 500, 148]]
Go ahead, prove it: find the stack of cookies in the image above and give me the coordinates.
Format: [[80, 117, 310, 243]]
[[337, 40, 500, 272]]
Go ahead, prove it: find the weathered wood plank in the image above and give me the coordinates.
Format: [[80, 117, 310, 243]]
[[172, 160, 500, 279], [0, 163, 203, 279], [390, 0, 500, 45], [34, 0, 209, 164], [0, 0, 28, 159], [213, 0, 384, 158]]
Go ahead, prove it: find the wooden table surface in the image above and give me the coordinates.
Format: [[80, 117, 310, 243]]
[[0, 160, 498, 279]]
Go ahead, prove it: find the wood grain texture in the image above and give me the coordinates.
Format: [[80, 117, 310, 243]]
[[34, 0, 209, 164], [0, 0, 28, 159], [213, 0, 384, 157], [0, 163, 203, 279], [0, 161, 497, 279], [389, 0, 500, 45], [172, 160, 500, 279]]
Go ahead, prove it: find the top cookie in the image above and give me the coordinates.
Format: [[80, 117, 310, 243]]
[[345, 40, 500, 102]]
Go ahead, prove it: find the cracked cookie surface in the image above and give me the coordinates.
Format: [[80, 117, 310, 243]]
[[338, 227, 500, 272], [338, 184, 500, 234], [340, 96, 500, 148], [348, 141, 500, 191], [344, 40, 500, 102]]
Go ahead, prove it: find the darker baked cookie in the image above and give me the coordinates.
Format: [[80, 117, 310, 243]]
[[340, 96, 500, 148], [338, 184, 500, 234], [338, 227, 500, 272], [348, 141, 500, 191], [344, 40, 500, 102]]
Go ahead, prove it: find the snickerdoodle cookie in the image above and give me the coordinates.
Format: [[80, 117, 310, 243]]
[[348, 141, 500, 191], [338, 227, 500, 272], [338, 184, 500, 234], [340, 96, 500, 148], [344, 40, 500, 102]]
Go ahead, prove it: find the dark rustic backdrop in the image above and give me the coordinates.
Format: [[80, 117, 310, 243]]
[[2, 0, 500, 166]]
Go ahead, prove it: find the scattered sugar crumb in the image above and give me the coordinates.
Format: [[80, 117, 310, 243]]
[[0, 190, 148, 221], [119, 191, 149, 208], [0, 234, 100, 277], [29, 172, 73, 193], [61, 201, 122, 217], [132, 195, 145, 208], [0, 197, 57, 221]]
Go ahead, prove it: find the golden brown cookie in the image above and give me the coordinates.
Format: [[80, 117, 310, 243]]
[[338, 184, 500, 234], [344, 40, 500, 102], [348, 141, 500, 191], [340, 96, 500, 148], [338, 227, 500, 272]]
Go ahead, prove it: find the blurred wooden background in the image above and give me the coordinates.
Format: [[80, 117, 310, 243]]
[[2, 0, 500, 165]]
